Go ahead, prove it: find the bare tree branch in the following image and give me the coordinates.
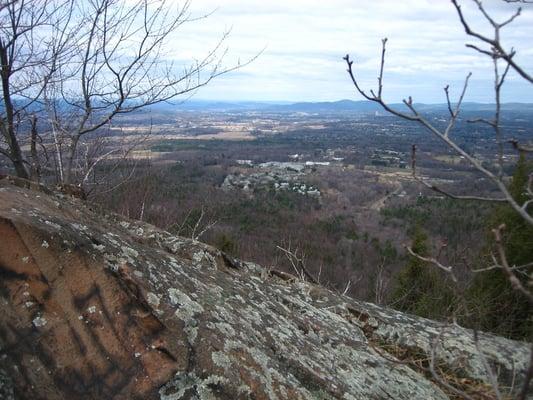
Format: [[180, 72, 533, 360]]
[[509, 139, 533, 153], [344, 41, 533, 226], [452, 0, 533, 84], [492, 224, 533, 304], [1, 0, 257, 186], [405, 246, 458, 283], [276, 243, 319, 284]]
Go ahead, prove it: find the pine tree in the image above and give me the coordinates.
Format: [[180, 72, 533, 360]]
[[466, 153, 533, 340], [391, 226, 455, 320]]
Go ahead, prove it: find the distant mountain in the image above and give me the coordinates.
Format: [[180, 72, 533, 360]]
[[265, 100, 533, 114], [410, 102, 533, 113], [149, 100, 288, 112], [140, 99, 533, 114], [151, 99, 392, 113], [266, 99, 384, 113], [9, 97, 531, 115]]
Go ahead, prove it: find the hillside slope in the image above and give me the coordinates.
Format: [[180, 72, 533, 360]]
[[0, 176, 530, 399]]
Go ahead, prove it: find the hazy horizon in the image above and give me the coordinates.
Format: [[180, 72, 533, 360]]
[[165, 98, 533, 106]]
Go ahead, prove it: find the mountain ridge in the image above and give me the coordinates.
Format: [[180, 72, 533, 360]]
[[152, 99, 533, 113]]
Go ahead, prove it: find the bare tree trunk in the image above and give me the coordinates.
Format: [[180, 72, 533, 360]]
[[29, 115, 41, 182], [64, 134, 80, 184], [0, 42, 29, 179], [51, 123, 64, 184]]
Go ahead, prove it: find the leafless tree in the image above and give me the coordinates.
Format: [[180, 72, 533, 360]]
[[0, 0, 74, 179], [1, 0, 251, 185], [373, 258, 389, 305], [171, 205, 218, 241], [276, 242, 319, 284], [344, 0, 532, 398]]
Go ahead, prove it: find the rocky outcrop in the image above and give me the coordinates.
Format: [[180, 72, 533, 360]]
[[0, 177, 530, 399]]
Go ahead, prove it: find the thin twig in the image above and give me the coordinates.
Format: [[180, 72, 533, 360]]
[[406, 246, 458, 283], [276, 244, 319, 284], [492, 224, 533, 304]]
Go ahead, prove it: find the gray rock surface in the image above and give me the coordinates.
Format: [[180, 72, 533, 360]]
[[0, 177, 530, 399]]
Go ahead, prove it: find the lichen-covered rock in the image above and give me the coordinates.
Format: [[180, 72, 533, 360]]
[[0, 177, 530, 399]]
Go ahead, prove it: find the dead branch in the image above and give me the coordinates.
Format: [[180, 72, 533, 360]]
[[492, 224, 533, 304], [509, 139, 533, 153], [451, 0, 533, 84], [405, 246, 458, 283], [191, 206, 218, 241], [342, 279, 352, 296], [276, 243, 319, 284], [344, 16, 533, 396], [344, 39, 533, 226], [471, 260, 533, 274]]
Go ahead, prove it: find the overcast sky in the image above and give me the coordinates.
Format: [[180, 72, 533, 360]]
[[168, 0, 533, 103]]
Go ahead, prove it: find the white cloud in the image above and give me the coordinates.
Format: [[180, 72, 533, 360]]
[[165, 0, 533, 102]]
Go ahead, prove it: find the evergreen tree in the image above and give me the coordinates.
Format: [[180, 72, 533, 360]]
[[391, 226, 455, 320], [466, 153, 533, 340]]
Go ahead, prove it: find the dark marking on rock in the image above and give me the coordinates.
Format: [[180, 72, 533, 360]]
[[72, 283, 101, 311], [68, 325, 87, 356], [0, 263, 29, 280]]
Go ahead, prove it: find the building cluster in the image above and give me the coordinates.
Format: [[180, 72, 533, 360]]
[[222, 161, 321, 197], [371, 149, 407, 168]]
